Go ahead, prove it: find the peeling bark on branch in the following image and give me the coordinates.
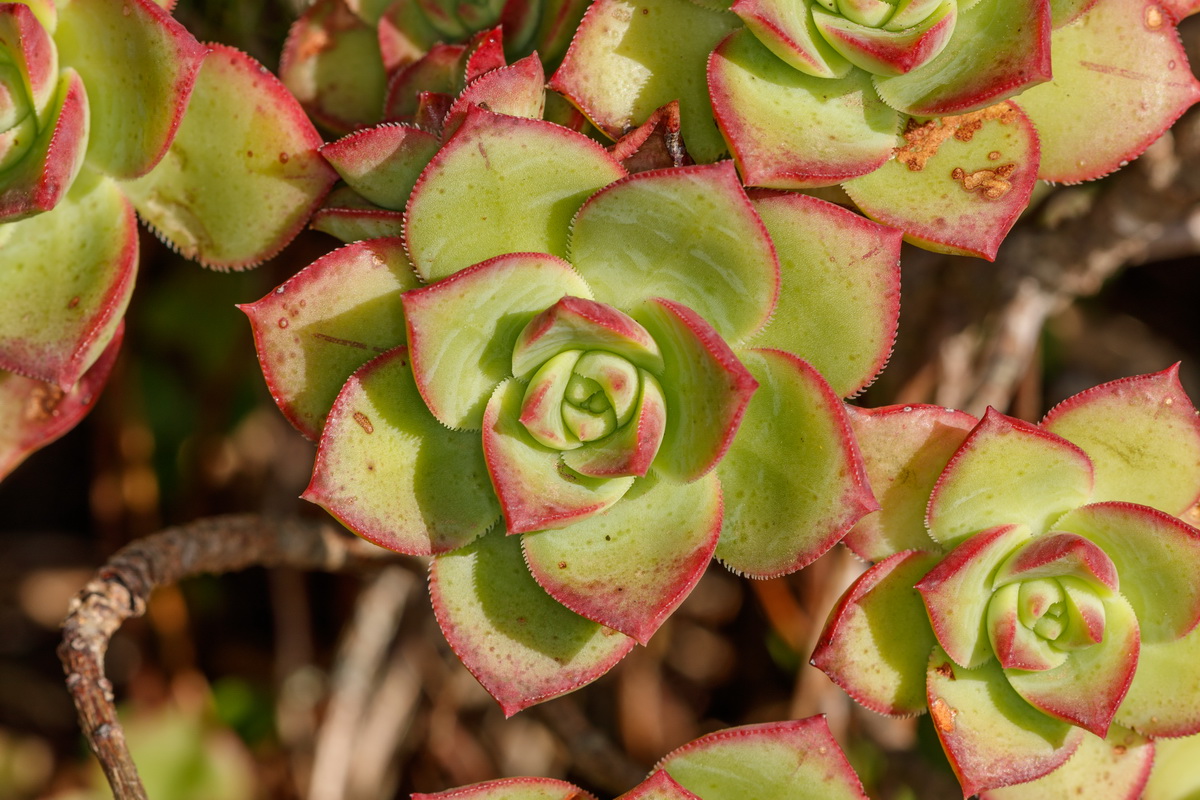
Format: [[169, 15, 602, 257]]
[[57, 514, 402, 800]]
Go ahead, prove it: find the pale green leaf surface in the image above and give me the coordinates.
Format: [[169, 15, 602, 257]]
[[404, 110, 626, 281], [402, 253, 591, 430], [747, 190, 901, 396], [569, 162, 778, 344], [843, 404, 976, 561], [1143, 729, 1200, 800], [55, 0, 206, 179], [812, 550, 941, 715], [240, 238, 418, 440], [1114, 623, 1200, 737], [708, 29, 898, 188], [659, 718, 869, 800], [304, 346, 500, 555], [715, 348, 875, 577], [926, 645, 1084, 797], [124, 45, 337, 268], [615, 771, 700, 800], [1015, 0, 1200, 182], [1041, 366, 1200, 516], [429, 526, 636, 716], [981, 727, 1152, 800], [320, 124, 441, 212], [523, 471, 720, 643], [1056, 502, 1200, 643], [548, 0, 738, 162], [926, 410, 1094, 547], [414, 777, 594, 800], [0, 172, 135, 388]]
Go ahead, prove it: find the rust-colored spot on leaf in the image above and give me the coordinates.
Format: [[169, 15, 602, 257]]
[[930, 697, 957, 733], [934, 661, 955, 680], [896, 103, 1018, 172], [353, 411, 374, 434], [1145, 4, 1164, 29], [67, 296, 80, 309], [951, 163, 1017, 199], [26, 384, 65, 422], [1114, 745, 1127, 755]]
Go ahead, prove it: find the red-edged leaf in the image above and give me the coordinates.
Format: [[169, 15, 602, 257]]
[[993, 531, 1119, 591], [708, 28, 899, 188], [523, 471, 721, 643], [926, 409, 1094, 547], [304, 346, 500, 554], [657, 718, 869, 799], [239, 238, 417, 440], [383, 42, 467, 121], [442, 52, 547, 138], [429, 526, 637, 715], [747, 190, 901, 398], [55, 0, 206, 178], [1016, 0, 1200, 183], [1116, 624, 1200, 737], [609, 101, 692, 173], [0, 323, 122, 482], [717, 349, 877, 577], [511, 296, 663, 380], [320, 123, 441, 211], [0, 174, 136, 389], [414, 777, 596, 800], [981, 727, 1153, 800], [927, 645, 1085, 796], [1041, 364, 1200, 516], [813, 549, 941, 716], [309, 187, 406, 242], [123, 45, 338, 269], [616, 770, 700, 800], [843, 404, 977, 561], [279, 0, 388, 132], [916, 523, 1032, 668]]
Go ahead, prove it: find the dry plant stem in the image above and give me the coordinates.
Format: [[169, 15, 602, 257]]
[[58, 514, 402, 800]]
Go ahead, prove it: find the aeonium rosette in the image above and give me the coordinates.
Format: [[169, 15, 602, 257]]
[[243, 106, 904, 713], [812, 366, 1200, 797]]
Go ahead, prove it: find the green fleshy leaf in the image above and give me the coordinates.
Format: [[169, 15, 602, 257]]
[[659, 718, 869, 799], [320, 124, 441, 212], [414, 778, 596, 800], [511, 296, 663, 380], [523, 470, 720, 643], [402, 253, 591, 430], [280, 0, 389, 132], [634, 299, 758, 483], [124, 45, 337, 268], [548, 0, 738, 162], [1143, 729, 1200, 800], [54, 0, 206, 179], [1016, 0, 1200, 183], [560, 368, 667, 478], [708, 28, 899, 188], [747, 190, 901, 396], [442, 53, 547, 138], [842, 101, 1040, 259], [1056, 502, 1200, 644], [873, 0, 1051, 115], [1115, 623, 1200, 737], [1041, 366, 1200, 516], [986, 581, 1069, 672], [616, 771, 700, 800], [569, 162, 778, 344], [383, 42, 466, 121], [309, 190, 406, 242], [429, 526, 637, 715], [483, 377, 635, 533], [1048, 0, 1098, 27], [404, 109, 626, 281], [304, 346, 501, 555], [812, 1, 957, 77], [731, 0, 852, 78], [926, 645, 1085, 797], [239, 238, 418, 440], [982, 727, 1152, 800], [0, 322, 121, 482], [1005, 592, 1139, 737], [0, 172, 135, 389], [926, 410, 1094, 548], [813, 550, 941, 716], [843, 404, 976, 561], [716, 348, 876, 577], [917, 524, 1032, 668]]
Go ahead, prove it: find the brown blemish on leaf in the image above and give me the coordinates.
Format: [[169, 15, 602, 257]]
[[934, 661, 956, 680], [930, 697, 957, 733], [951, 163, 1018, 199], [353, 411, 374, 434], [1114, 745, 1127, 755], [311, 332, 371, 350], [896, 103, 1018, 172], [1145, 4, 1164, 29], [26, 384, 65, 422], [67, 296, 80, 309], [988, 151, 1001, 161]]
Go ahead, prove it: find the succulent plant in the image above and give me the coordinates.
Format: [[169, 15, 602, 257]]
[[812, 366, 1200, 797], [411, 717, 869, 799], [549, 0, 1200, 258], [244, 106, 903, 712], [0, 0, 336, 481], [280, 0, 589, 132]]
